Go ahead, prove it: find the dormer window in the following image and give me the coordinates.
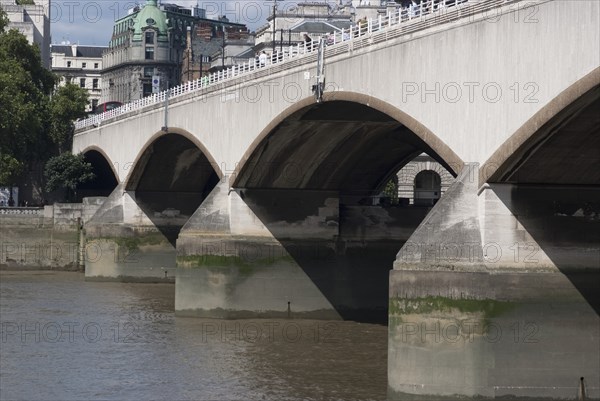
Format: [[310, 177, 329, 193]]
[[145, 31, 155, 44]]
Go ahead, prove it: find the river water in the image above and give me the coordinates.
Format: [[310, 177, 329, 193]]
[[0, 271, 387, 401]]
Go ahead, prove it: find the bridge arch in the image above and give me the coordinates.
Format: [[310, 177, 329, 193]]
[[480, 67, 600, 186], [232, 91, 464, 189], [76, 146, 119, 200], [80, 146, 118, 181], [228, 92, 463, 322], [123, 129, 222, 245], [477, 69, 600, 314], [124, 128, 223, 190]]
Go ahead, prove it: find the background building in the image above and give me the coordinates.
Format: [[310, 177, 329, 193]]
[[101, 0, 191, 103], [51, 44, 106, 111], [182, 17, 254, 82], [254, 1, 354, 54], [101, 0, 253, 103], [350, 0, 398, 21], [0, 0, 51, 68], [253, 0, 400, 54]]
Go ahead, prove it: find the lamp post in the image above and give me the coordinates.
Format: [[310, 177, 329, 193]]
[[279, 29, 283, 53], [221, 25, 226, 69], [186, 26, 191, 82], [271, 0, 279, 54]]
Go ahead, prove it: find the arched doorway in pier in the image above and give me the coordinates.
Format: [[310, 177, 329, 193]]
[[413, 170, 441, 206]]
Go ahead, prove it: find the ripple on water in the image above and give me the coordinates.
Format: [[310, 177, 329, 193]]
[[0, 271, 388, 401]]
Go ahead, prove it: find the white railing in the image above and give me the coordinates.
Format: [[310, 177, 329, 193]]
[[0, 207, 44, 215], [75, 0, 518, 130]]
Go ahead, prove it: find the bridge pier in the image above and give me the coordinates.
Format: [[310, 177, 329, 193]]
[[83, 184, 177, 282], [388, 164, 600, 399], [174, 179, 342, 318], [175, 177, 425, 320]]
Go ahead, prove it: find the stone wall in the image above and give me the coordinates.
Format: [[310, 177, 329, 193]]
[[0, 199, 105, 270]]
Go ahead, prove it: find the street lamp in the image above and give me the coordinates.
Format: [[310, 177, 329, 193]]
[[271, 0, 280, 54], [221, 24, 226, 69]]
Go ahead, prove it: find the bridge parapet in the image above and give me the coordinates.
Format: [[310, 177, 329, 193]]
[[74, 0, 532, 131]]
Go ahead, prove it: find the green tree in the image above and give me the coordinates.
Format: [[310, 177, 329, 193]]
[[382, 177, 399, 204], [0, 8, 8, 32], [49, 83, 89, 153], [1, 9, 90, 202], [45, 153, 95, 201], [0, 10, 56, 185], [0, 154, 23, 187]]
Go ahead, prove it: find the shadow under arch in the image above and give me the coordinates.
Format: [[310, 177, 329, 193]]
[[230, 95, 462, 323], [76, 146, 119, 201], [232, 91, 464, 188], [123, 129, 221, 246], [480, 78, 600, 315], [480, 66, 600, 187]]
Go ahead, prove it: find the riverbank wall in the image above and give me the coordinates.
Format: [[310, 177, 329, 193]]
[[0, 198, 105, 270]]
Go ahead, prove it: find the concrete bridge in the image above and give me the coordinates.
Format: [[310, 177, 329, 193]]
[[73, 0, 599, 398]]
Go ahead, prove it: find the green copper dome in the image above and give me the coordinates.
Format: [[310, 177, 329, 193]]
[[132, 0, 169, 41]]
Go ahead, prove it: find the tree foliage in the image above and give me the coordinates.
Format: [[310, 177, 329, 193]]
[[383, 178, 399, 201], [0, 9, 56, 185], [0, 8, 90, 200], [45, 153, 95, 198], [0, 8, 8, 32], [0, 154, 23, 186], [49, 83, 89, 153]]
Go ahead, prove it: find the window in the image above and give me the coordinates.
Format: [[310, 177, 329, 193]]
[[82, 62, 87, 68], [91, 99, 98, 111], [92, 79, 98, 89], [144, 67, 154, 77], [145, 46, 154, 60], [80, 78, 85, 88], [94, 63, 99, 69], [67, 61, 71, 67], [143, 82, 153, 97], [145, 31, 155, 44]]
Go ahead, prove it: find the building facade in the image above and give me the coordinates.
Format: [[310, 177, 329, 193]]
[[254, 1, 354, 53], [252, 0, 399, 54], [101, 0, 253, 103], [101, 0, 191, 103], [181, 17, 254, 82], [51, 44, 106, 111], [0, 0, 51, 68]]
